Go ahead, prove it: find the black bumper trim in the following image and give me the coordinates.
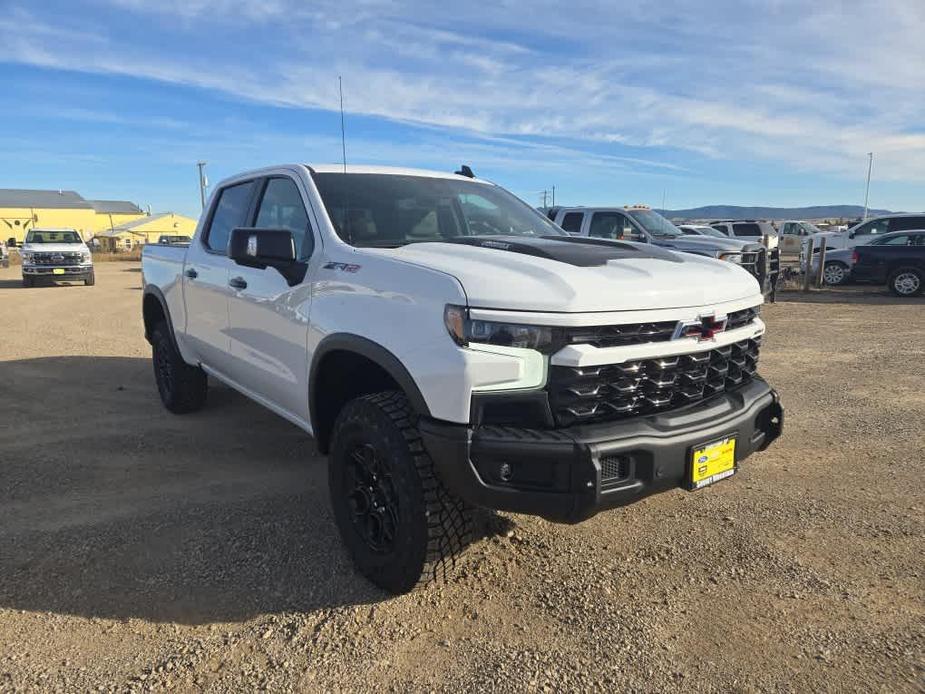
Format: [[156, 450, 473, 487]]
[[419, 378, 783, 524]]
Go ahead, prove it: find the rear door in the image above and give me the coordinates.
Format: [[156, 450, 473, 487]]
[[225, 175, 319, 419], [183, 179, 257, 374]]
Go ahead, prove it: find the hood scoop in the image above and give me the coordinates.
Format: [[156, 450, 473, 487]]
[[445, 235, 681, 267]]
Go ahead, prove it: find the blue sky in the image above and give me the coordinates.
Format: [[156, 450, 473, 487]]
[[1, 0, 923, 217]]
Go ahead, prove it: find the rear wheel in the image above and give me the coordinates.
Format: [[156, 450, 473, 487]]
[[151, 322, 207, 413], [328, 391, 473, 594], [888, 267, 923, 297], [822, 261, 849, 286]]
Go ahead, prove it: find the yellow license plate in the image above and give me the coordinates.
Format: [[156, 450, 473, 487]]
[[690, 436, 737, 489], [52, 268, 65, 275]]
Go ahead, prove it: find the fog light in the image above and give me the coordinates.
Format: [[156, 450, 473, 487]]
[[498, 462, 513, 482]]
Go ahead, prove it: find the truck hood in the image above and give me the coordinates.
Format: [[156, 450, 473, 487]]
[[365, 236, 761, 312], [651, 235, 753, 255], [21, 243, 88, 253]]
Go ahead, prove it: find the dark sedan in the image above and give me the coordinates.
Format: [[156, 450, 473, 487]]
[[851, 230, 925, 296]]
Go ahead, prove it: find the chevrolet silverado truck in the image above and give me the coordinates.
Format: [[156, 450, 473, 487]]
[[21, 228, 95, 287], [546, 205, 779, 300], [141, 164, 783, 594]]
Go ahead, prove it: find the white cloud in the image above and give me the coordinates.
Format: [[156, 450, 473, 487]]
[[3, 0, 925, 183]]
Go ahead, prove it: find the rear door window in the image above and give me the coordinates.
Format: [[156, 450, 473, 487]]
[[888, 216, 925, 232], [204, 180, 257, 253], [559, 212, 584, 234]]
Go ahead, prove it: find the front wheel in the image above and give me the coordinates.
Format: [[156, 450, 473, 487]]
[[151, 322, 207, 413], [84, 270, 95, 286], [328, 391, 473, 594], [888, 267, 923, 297], [822, 261, 849, 286], [22, 275, 34, 288]]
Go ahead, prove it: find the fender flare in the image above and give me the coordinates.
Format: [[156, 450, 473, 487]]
[[309, 333, 432, 438], [142, 285, 178, 347]]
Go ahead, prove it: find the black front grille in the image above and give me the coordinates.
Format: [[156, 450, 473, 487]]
[[547, 337, 761, 427], [726, 306, 760, 330], [33, 252, 82, 266], [559, 320, 677, 348]]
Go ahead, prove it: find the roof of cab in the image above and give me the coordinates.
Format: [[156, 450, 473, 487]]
[[307, 164, 490, 182]]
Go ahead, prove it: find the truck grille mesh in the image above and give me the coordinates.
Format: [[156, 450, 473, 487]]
[[547, 337, 761, 427], [32, 252, 83, 266]]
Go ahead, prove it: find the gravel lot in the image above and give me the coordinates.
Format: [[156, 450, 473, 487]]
[[0, 262, 922, 693]]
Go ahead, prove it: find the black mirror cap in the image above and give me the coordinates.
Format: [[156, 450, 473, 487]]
[[229, 227, 297, 264], [228, 227, 307, 286]]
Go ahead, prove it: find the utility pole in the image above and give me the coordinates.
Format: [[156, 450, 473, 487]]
[[197, 161, 209, 210], [862, 152, 873, 220], [551, 185, 556, 207], [542, 190, 548, 209]]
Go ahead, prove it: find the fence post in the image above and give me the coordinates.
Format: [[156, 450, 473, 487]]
[[815, 244, 827, 289], [802, 238, 815, 292]]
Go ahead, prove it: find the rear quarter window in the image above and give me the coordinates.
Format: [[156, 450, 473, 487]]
[[559, 212, 584, 234], [732, 223, 762, 236]]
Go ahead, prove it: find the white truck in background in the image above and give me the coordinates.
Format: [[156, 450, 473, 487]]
[[141, 164, 783, 593], [20, 228, 95, 287]]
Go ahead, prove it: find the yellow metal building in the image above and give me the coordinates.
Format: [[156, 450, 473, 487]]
[[94, 213, 198, 251], [0, 188, 146, 244]]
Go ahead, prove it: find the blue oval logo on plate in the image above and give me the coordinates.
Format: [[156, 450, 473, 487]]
[[698, 455, 708, 464]]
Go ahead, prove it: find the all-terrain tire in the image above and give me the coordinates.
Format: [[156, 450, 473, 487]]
[[151, 322, 207, 413], [22, 276, 33, 288], [84, 271, 95, 286], [328, 390, 473, 594], [887, 266, 923, 297]]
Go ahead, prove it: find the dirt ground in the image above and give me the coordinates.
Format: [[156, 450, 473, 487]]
[[0, 263, 922, 693]]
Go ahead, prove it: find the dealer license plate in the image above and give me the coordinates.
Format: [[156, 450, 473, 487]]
[[52, 268, 65, 275], [690, 436, 737, 489]]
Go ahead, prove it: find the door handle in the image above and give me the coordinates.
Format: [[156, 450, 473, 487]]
[[229, 277, 247, 290], [184, 268, 198, 279]]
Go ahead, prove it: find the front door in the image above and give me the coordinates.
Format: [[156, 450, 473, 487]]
[[226, 175, 318, 420], [182, 179, 258, 374], [780, 222, 803, 254]]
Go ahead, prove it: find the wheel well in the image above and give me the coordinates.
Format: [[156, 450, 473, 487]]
[[311, 350, 403, 454], [143, 293, 167, 344]]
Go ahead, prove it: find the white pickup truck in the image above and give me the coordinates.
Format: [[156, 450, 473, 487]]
[[141, 164, 783, 593], [20, 228, 95, 287]]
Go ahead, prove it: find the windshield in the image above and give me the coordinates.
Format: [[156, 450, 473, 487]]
[[25, 230, 82, 244], [627, 209, 683, 238], [312, 173, 565, 248], [693, 225, 727, 238]]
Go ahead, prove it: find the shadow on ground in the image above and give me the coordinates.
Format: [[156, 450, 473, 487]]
[[0, 356, 503, 624]]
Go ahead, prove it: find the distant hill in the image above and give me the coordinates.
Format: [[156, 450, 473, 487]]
[[656, 205, 896, 221]]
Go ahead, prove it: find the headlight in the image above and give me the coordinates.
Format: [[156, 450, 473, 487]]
[[21, 251, 34, 263], [718, 252, 744, 264], [444, 305, 556, 352], [82, 252, 92, 262]]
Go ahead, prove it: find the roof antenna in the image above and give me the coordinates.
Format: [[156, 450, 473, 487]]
[[339, 76, 347, 174], [455, 164, 475, 178], [338, 76, 353, 245]]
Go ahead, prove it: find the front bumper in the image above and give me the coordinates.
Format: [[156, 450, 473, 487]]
[[23, 265, 93, 278], [420, 378, 783, 524]]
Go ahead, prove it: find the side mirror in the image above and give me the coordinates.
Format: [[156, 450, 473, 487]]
[[228, 227, 307, 286], [7, 238, 17, 247]]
